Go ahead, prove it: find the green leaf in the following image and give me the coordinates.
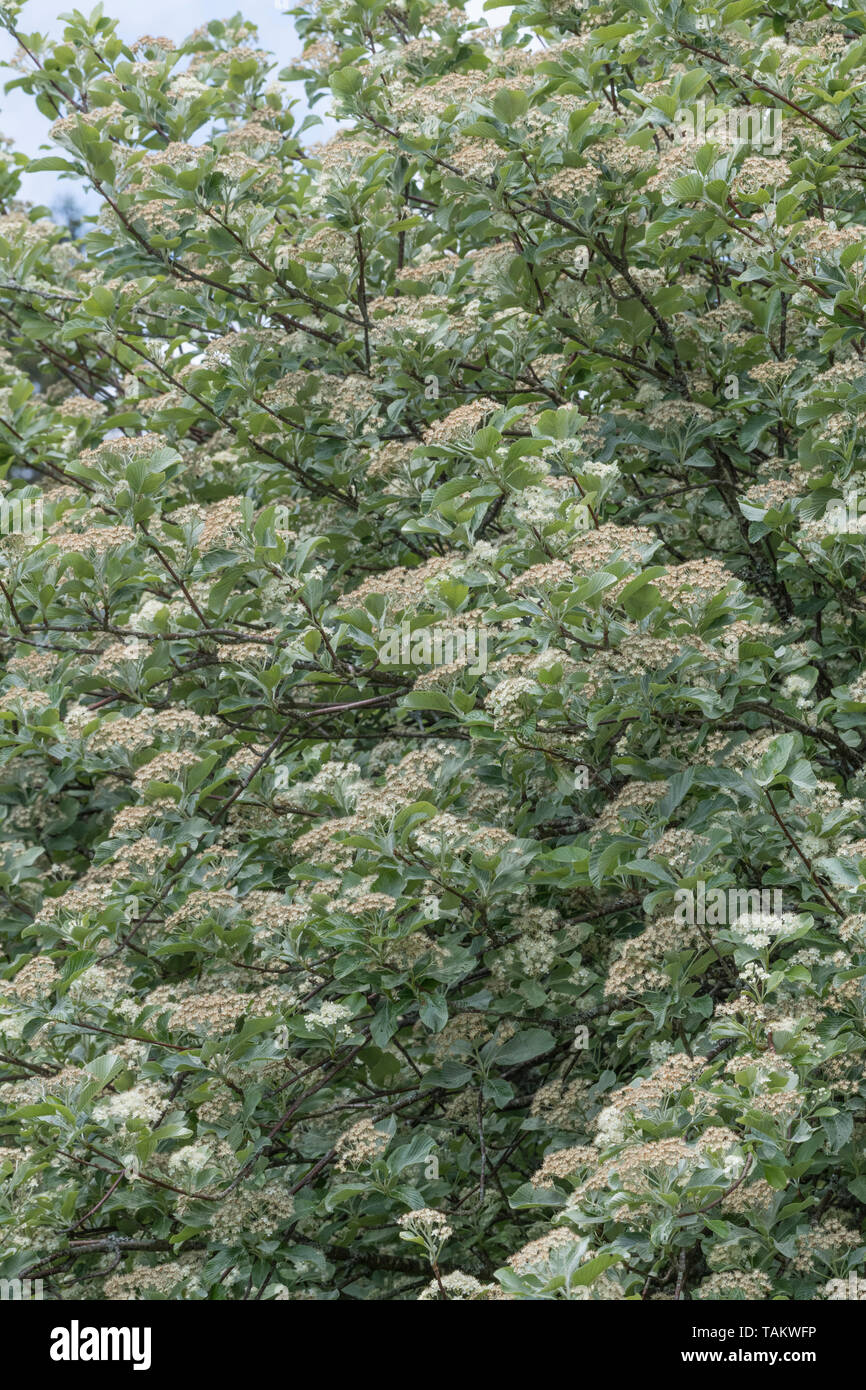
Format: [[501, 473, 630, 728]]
[[495, 1029, 556, 1066]]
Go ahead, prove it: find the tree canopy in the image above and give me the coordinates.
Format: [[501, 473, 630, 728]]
[[1, 0, 866, 1301]]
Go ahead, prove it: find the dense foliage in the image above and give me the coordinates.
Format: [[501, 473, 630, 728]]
[[1, 0, 866, 1301]]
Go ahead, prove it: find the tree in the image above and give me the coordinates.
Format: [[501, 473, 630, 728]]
[[0, 0, 865, 1301]]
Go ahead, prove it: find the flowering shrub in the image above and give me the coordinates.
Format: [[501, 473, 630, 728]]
[[1, 0, 866, 1302]]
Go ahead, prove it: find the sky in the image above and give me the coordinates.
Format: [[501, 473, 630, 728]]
[[0, 0, 510, 217]]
